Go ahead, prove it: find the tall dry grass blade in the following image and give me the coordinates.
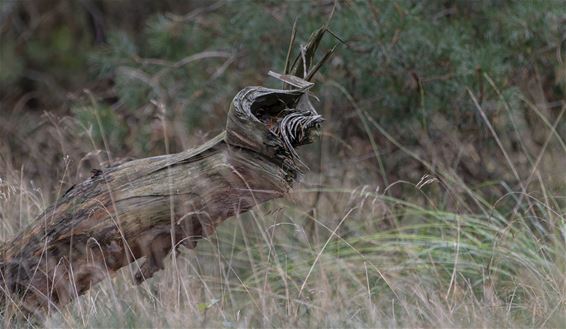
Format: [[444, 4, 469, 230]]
[[305, 44, 337, 82], [283, 19, 298, 76], [467, 89, 522, 184]]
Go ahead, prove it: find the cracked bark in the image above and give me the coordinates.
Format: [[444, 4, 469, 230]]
[[0, 84, 323, 317]]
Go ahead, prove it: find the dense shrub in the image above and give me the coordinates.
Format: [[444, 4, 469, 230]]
[[1, 0, 565, 190]]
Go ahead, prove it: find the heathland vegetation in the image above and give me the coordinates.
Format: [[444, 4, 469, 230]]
[[1, 1, 565, 327]]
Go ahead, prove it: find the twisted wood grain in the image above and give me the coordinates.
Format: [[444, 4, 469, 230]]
[[0, 85, 322, 317]]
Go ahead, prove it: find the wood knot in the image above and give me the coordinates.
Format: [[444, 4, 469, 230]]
[[90, 169, 103, 178]]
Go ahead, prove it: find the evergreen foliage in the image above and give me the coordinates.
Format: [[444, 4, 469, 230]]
[[84, 0, 566, 185]]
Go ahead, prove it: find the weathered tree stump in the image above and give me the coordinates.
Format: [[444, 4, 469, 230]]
[[0, 82, 323, 316], [0, 24, 338, 318]]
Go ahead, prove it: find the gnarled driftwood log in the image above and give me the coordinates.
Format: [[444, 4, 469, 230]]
[[0, 24, 339, 318], [0, 82, 323, 316]]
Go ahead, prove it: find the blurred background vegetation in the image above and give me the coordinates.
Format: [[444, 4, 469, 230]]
[[2, 0, 564, 190], [1, 0, 565, 327]]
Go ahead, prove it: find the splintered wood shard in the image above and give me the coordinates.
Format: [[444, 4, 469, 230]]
[[0, 83, 323, 316]]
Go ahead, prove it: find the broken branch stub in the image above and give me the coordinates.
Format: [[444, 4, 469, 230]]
[[0, 78, 324, 316]]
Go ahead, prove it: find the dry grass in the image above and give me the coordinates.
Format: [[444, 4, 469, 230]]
[[1, 96, 565, 329], [2, 1, 565, 326]]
